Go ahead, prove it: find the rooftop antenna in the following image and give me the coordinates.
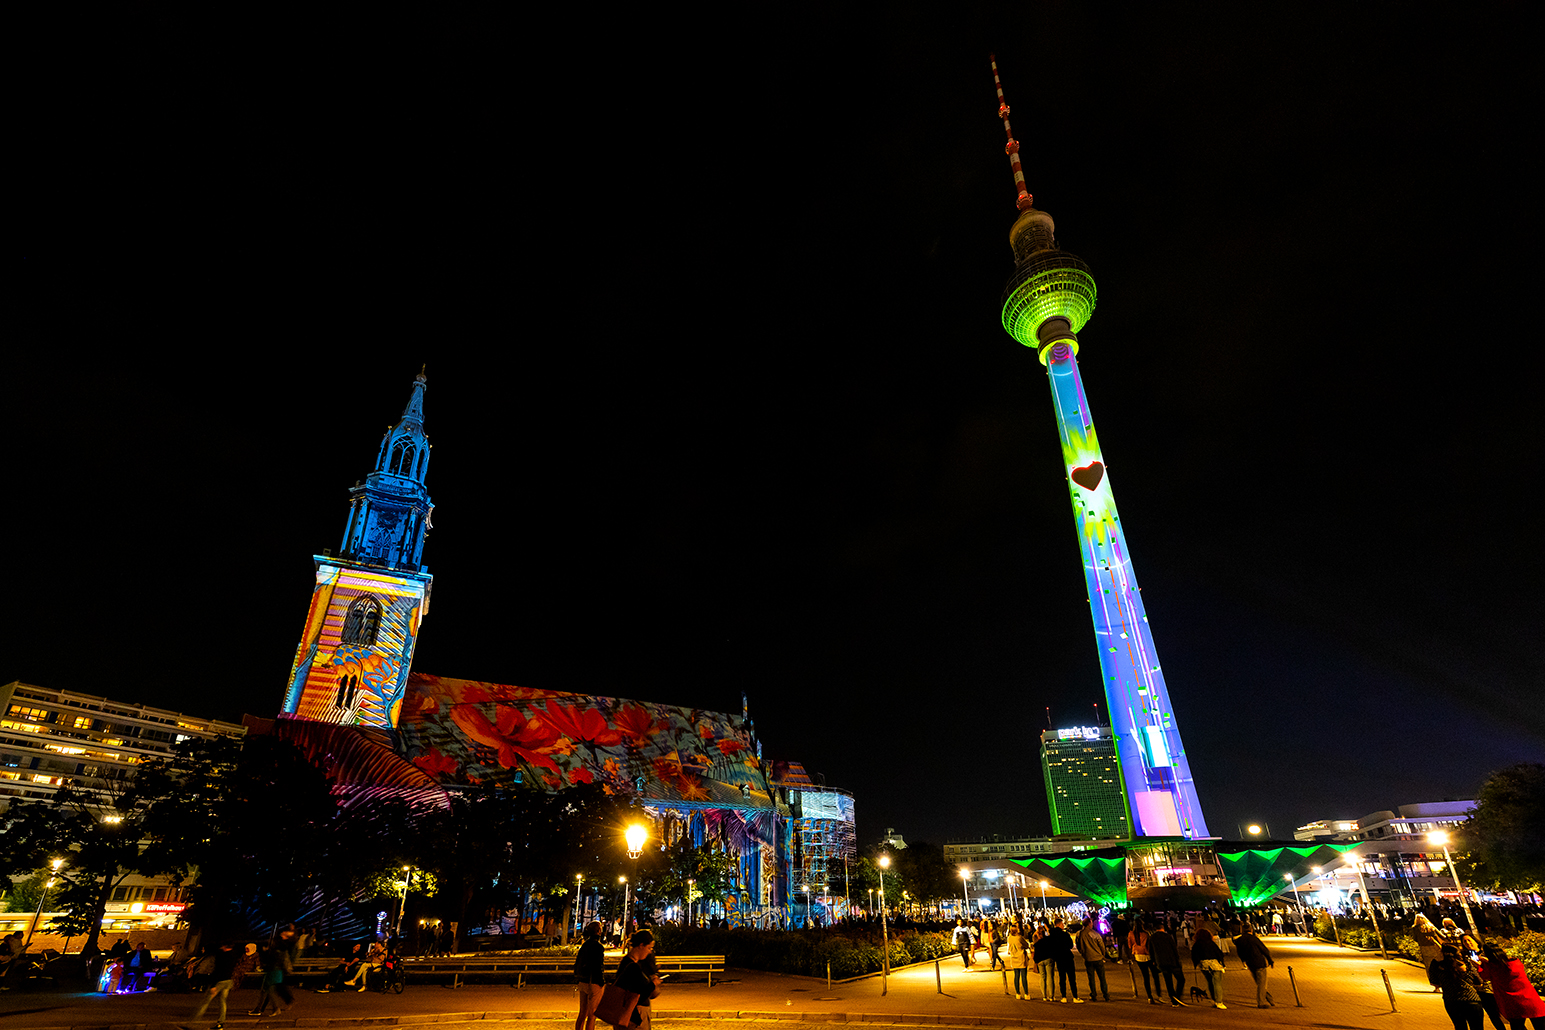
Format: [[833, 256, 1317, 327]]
[[990, 55, 1034, 212], [1045, 706, 1051, 729]]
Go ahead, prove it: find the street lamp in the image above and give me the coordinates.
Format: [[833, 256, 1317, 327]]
[[25, 858, 63, 949], [396, 866, 412, 938], [878, 855, 892, 994], [1428, 831, 1479, 938], [959, 867, 971, 915], [687, 879, 695, 928], [624, 824, 647, 933], [576, 874, 585, 935], [1286, 873, 1308, 935], [1039, 880, 1048, 911], [1342, 850, 1389, 959], [1312, 867, 1342, 946]]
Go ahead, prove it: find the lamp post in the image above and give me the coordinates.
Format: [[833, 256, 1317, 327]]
[[624, 824, 647, 934], [1286, 873, 1308, 935], [619, 876, 629, 937], [25, 858, 63, 949], [687, 879, 695, 928], [576, 874, 585, 936], [1428, 831, 1479, 938], [959, 868, 971, 915], [395, 865, 412, 939], [1311, 866, 1342, 946], [1039, 879, 1048, 911], [1343, 850, 1389, 959], [877, 855, 892, 994]]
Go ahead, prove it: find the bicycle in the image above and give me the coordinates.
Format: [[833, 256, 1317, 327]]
[[376, 959, 405, 995]]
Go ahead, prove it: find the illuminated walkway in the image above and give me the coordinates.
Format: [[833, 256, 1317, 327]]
[[0, 937, 1450, 1030]]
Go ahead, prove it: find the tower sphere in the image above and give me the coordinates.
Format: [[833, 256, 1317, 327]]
[[1000, 207, 1097, 363]]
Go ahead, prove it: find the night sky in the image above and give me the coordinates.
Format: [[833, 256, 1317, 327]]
[[13, 4, 1540, 847]]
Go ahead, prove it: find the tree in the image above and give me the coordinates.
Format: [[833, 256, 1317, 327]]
[[1457, 762, 1545, 893], [895, 841, 960, 907], [652, 842, 737, 912], [3, 873, 50, 914]]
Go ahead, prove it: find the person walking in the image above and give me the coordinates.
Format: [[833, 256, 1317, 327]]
[[1048, 918, 1082, 1003], [1480, 941, 1545, 1030], [952, 919, 974, 969], [1129, 919, 1160, 1004], [189, 943, 243, 1029], [1192, 924, 1228, 1009], [1431, 943, 1486, 1030], [1075, 919, 1110, 1002], [573, 922, 605, 1030], [1006, 923, 1031, 1000], [983, 916, 1003, 971], [612, 930, 661, 1030], [250, 930, 297, 1017], [1235, 922, 1275, 1007], [1147, 922, 1186, 1006]]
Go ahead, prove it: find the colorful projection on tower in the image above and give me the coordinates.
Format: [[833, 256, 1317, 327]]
[[281, 560, 429, 729], [1040, 339, 1209, 839]]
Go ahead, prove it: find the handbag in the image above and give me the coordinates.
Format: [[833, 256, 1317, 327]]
[[594, 983, 640, 1028]]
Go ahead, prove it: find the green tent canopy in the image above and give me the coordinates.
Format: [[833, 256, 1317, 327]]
[[1009, 848, 1129, 907], [1215, 842, 1360, 907]]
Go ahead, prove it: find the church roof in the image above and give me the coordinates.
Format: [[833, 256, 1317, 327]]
[[394, 673, 775, 810]]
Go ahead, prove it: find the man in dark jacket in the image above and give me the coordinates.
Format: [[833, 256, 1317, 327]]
[[1235, 924, 1275, 1007], [1146, 923, 1186, 1006], [1048, 919, 1082, 1002], [189, 942, 242, 1029]]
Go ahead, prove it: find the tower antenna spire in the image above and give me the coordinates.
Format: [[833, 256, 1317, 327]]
[[990, 55, 1033, 212]]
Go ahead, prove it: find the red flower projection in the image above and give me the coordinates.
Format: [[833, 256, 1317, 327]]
[[612, 703, 664, 747], [411, 746, 460, 780], [450, 704, 561, 772], [652, 756, 711, 801], [539, 701, 624, 748], [568, 767, 595, 785], [716, 738, 747, 756]]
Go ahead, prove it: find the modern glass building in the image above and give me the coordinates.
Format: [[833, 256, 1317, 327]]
[[1040, 726, 1130, 839]]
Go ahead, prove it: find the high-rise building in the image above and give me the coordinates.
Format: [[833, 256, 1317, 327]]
[[280, 370, 434, 729], [0, 680, 245, 806], [1040, 726, 1130, 838], [991, 58, 1209, 839]]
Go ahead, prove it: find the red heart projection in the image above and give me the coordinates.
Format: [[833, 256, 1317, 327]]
[[1070, 461, 1105, 491]]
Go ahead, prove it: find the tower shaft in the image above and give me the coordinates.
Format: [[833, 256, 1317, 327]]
[[1044, 340, 1208, 838]]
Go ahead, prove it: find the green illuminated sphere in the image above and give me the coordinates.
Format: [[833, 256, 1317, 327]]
[[999, 208, 1097, 352]]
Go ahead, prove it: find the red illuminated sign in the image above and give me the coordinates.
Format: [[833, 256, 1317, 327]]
[[143, 902, 186, 914]]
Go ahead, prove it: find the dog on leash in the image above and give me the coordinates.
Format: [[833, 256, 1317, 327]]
[[1190, 986, 1210, 1002]]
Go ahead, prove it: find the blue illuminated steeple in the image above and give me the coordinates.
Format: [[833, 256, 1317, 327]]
[[339, 369, 433, 572]]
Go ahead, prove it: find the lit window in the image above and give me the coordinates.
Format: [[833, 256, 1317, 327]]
[[341, 596, 383, 645]]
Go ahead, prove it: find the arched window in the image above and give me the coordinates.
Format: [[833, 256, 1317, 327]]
[[389, 443, 405, 474], [341, 596, 383, 645], [399, 446, 415, 476], [415, 448, 428, 480]]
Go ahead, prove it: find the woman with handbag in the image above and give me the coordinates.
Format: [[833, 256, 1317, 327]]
[[598, 930, 661, 1030]]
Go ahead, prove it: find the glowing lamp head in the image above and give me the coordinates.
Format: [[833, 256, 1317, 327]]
[[1429, 830, 1450, 846], [625, 823, 647, 858], [878, 855, 891, 870], [1247, 824, 1262, 835], [960, 868, 970, 880]]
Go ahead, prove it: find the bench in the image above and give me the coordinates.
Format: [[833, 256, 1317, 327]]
[[286, 954, 727, 988]]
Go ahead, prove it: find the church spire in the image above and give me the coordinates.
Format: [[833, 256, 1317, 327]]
[[340, 370, 434, 572]]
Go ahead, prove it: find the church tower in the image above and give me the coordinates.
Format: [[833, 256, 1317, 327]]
[[280, 371, 435, 729]]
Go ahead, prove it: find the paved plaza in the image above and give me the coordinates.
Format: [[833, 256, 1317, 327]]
[[0, 937, 1452, 1030]]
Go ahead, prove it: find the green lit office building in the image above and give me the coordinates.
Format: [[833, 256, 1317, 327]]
[[1041, 726, 1130, 839]]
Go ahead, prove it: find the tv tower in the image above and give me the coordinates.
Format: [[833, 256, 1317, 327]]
[[991, 57, 1209, 840]]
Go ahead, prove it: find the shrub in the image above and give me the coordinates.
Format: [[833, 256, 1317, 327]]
[[1492, 930, 1545, 995], [649, 925, 954, 977]]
